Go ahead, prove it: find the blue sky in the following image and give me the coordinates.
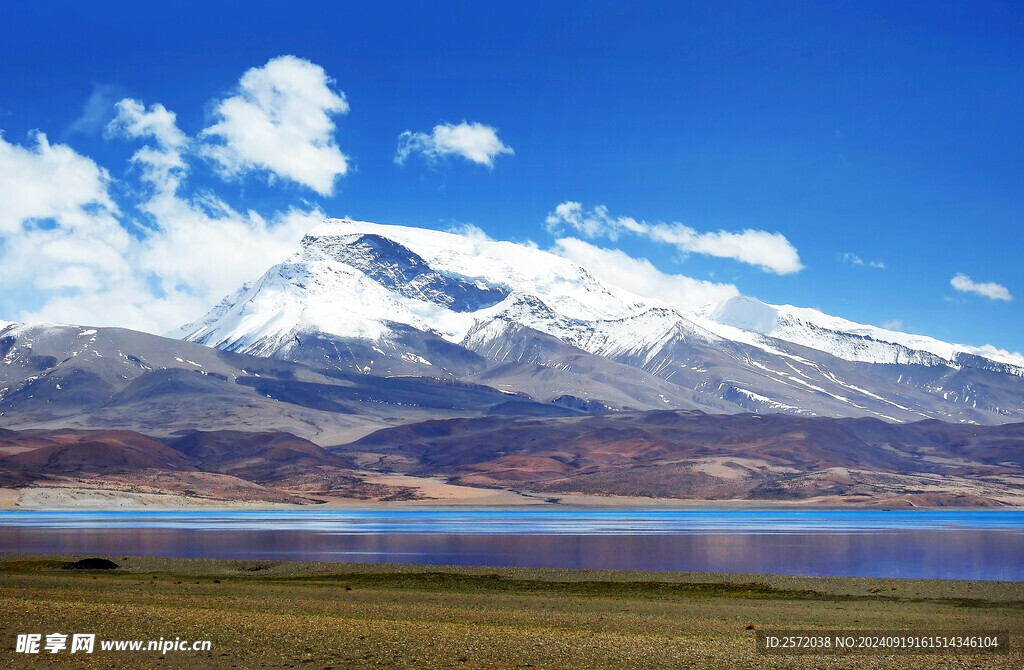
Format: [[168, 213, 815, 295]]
[[0, 1, 1021, 353]]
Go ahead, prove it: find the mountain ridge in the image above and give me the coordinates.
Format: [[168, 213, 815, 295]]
[[173, 219, 1024, 425]]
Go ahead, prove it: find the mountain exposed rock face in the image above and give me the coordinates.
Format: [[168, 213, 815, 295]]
[[175, 219, 1024, 424], [0, 430, 193, 483], [0, 427, 409, 503], [325, 234, 510, 312], [332, 410, 1024, 505], [0, 322, 579, 441], [4, 412, 1022, 507]]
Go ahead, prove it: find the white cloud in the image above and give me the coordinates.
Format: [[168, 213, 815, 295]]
[[546, 201, 802, 275], [0, 131, 119, 235], [545, 202, 645, 240], [444, 221, 490, 240], [108, 97, 322, 331], [396, 121, 513, 167], [0, 69, 333, 335], [972, 343, 1024, 362], [0, 131, 135, 316], [647, 224, 801, 274], [881, 319, 904, 331], [950, 273, 1012, 302], [839, 252, 885, 269], [108, 99, 189, 192], [552, 238, 739, 311], [201, 55, 350, 196], [2, 59, 350, 333]]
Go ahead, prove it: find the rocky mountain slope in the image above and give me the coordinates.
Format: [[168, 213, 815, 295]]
[[4, 411, 1023, 507], [333, 409, 1024, 506], [175, 219, 1024, 425], [0, 427, 401, 503], [0, 321, 581, 442]]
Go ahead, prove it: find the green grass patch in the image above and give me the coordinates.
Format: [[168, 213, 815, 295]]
[[252, 570, 827, 601]]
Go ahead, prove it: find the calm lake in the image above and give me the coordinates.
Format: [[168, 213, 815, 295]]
[[2, 509, 1022, 580]]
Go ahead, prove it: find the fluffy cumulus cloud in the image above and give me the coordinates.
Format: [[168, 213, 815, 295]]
[[0, 131, 119, 236], [108, 98, 190, 191], [0, 57, 350, 333], [552, 238, 739, 311], [546, 201, 802, 275], [950, 273, 1013, 302], [0, 128, 163, 330], [0, 131, 132, 302], [201, 55, 350, 196], [107, 97, 320, 330], [395, 121, 513, 167]]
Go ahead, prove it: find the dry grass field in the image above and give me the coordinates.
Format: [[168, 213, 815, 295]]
[[0, 554, 1021, 669]]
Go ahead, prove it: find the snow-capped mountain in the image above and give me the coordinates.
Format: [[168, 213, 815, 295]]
[[176, 219, 1024, 424], [701, 295, 1024, 374], [173, 219, 655, 374], [175, 220, 648, 345]]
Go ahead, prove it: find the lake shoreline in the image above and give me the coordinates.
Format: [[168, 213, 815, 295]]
[[3, 483, 1022, 510], [4, 551, 1024, 594]]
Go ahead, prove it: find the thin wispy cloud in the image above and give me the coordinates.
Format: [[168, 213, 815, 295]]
[[552, 238, 738, 311], [546, 201, 803, 275], [201, 55, 350, 196], [395, 121, 513, 168], [950, 273, 1012, 302], [839, 252, 885, 269], [66, 83, 125, 136], [435, 222, 738, 310]]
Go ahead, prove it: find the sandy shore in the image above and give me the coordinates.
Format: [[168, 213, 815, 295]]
[[5, 486, 300, 510], [0, 553, 1020, 669], [9, 480, 1016, 510]]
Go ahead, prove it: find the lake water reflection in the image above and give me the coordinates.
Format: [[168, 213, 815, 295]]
[[1, 509, 1022, 580]]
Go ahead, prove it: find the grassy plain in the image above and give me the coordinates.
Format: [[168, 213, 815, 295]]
[[0, 554, 1021, 669]]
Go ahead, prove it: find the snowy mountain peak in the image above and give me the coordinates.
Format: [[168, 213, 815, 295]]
[[175, 219, 659, 373], [702, 295, 1024, 373], [308, 219, 648, 321], [174, 218, 1024, 423], [301, 232, 510, 313]]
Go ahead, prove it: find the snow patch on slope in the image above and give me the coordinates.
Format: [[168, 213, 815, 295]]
[[178, 218, 665, 356], [312, 219, 648, 322], [179, 256, 485, 354], [703, 296, 1024, 372]]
